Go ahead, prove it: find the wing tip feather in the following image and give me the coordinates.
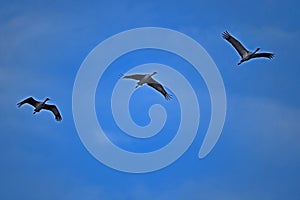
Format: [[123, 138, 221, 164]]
[[222, 31, 230, 39]]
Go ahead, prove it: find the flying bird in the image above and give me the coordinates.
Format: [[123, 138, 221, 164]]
[[222, 31, 274, 65], [17, 97, 62, 121], [122, 72, 172, 100]]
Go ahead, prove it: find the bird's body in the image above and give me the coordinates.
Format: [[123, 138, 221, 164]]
[[135, 72, 157, 88], [222, 31, 274, 65], [122, 72, 172, 100], [33, 98, 48, 113], [17, 97, 62, 121]]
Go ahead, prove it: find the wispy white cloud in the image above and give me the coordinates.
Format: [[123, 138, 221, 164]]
[[228, 95, 300, 165], [245, 26, 300, 48]]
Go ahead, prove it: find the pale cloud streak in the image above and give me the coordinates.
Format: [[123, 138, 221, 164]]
[[228, 95, 300, 165]]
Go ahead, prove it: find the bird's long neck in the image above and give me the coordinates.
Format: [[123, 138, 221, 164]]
[[254, 48, 260, 53], [43, 98, 49, 105], [150, 72, 157, 77]]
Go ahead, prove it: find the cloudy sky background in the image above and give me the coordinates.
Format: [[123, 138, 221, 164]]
[[1, 0, 300, 199]]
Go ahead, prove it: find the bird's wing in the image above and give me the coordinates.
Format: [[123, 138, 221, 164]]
[[43, 104, 62, 121], [147, 82, 172, 100], [147, 77, 159, 84], [222, 31, 249, 57], [252, 52, 274, 59], [17, 97, 39, 108], [122, 74, 145, 81]]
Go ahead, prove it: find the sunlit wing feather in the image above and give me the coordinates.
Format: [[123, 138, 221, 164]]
[[43, 104, 62, 121], [147, 77, 159, 84], [122, 74, 145, 81], [222, 31, 248, 57], [147, 82, 172, 100]]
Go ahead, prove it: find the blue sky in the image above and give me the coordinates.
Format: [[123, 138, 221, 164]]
[[1, 0, 300, 199]]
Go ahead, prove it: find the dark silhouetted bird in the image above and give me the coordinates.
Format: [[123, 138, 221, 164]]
[[17, 97, 62, 121], [222, 31, 274, 65]]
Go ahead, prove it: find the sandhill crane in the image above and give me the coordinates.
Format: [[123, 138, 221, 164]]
[[222, 31, 274, 65], [17, 97, 62, 121], [122, 72, 172, 100]]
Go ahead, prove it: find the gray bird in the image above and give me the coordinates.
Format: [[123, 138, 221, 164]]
[[122, 72, 172, 100]]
